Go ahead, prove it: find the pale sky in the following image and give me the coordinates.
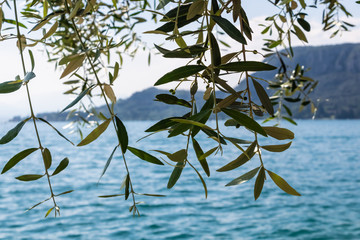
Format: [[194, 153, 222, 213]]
[[0, 1, 359, 122]]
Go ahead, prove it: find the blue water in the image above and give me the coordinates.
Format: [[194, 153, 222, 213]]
[[0, 120, 359, 239]]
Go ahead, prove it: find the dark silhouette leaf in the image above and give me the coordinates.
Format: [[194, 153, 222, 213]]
[[211, 15, 246, 44], [155, 65, 206, 86], [267, 170, 301, 196], [2, 148, 39, 174], [128, 146, 164, 165], [254, 167, 265, 200], [0, 118, 30, 144], [167, 162, 184, 189], [261, 142, 292, 152], [52, 157, 69, 176], [218, 61, 276, 72], [16, 174, 44, 181], [252, 79, 274, 116], [114, 116, 128, 153]]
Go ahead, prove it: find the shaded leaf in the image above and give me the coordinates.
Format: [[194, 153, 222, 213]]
[[125, 174, 130, 200], [61, 85, 94, 112], [77, 119, 111, 146], [187, 0, 205, 20], [114, 116, 128, 153], [52, 157, 69, 176], [2, 148, 39, 174], [211, 15, 246, 44], [128, 146, 164, 165], [16, 174, 44, 181], [217, 141, 256, 172], [218, 61, 276, 72], [209, 32, 221, 68], [254, 167, 265, 200], [252, 79, 274, 116], [154, 65, 206, 86], [0, 118, 30, 144], [37, 118, 74, 145], [226, 167, 260, 186], [267, 170, 301, 196], [297, 18, 310, 32], [145, 117, 182, 132], [155, 94, 191, 108], [43, 148, 52, 170], [222, 108, 267, 136], [136, 193, 166, 197], [171, 119, 212, 130], [293, 24, 308, 42], [99, 194, 125, 198], [167, 162, 184, 189], [99, 146, 118, 182], [192, 137, 210, 176], [55, 190, 74, 197], [262, 126, 294, 140], [199, 146, 218, 161], [261, 142, 292, 152], [168, 149, 187, 162]]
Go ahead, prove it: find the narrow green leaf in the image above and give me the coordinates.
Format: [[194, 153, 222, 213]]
[[60, 55, 86, 79], [155, 94, 191, 108], [2, 148, 39, 174], [190, 163, 208, 198], [261, 142, 292, 152], [267, 170, 301, 196], [37, 118, 74, 145], [169, 109, 211, 137], [171, 119, 213, 130], [218, 61, 277, 72], [16, 174, 44, 181], [0, 118, 30, 144], [51, 157, 69, 176], [226, 167, 260, 186], [0, 80, 22, 94], [168, 149, 187, 162], [254, 167, 265, 200], [145, 117, 182, 132], [211, 15, 247, 44], [136, 193, 166, 197], [167, 162, 184, 189], [128, 146, 164, 165], [99, 146, 118, 182], [209, 32, 221, 67], [77, 119, 111, 146], [99, 194, 125, 198], [154, 65, 206, 86], [262, 126, 294, 140], [199, 146, 218, 161], [55, 190, 74, 197], [201, 128, 227, 145], [297, 18, 311, 32], [114, 116, 128, 153], [43, 148, 52, 170], [192, 137, 210, 177], [28, 50, 35, 71], [252, 79, 274, 116], [282, 116, 297, 125], [61, 85, 94, 112], [222, 108, 267, 136], [187, 0, 205, 20], [125, 174, 130, 200], [293, 24, 308, 42], [45, 207, 54, 218], [217, 141, 256, 172]]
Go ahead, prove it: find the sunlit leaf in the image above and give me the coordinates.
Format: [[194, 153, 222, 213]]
[[154, 65, 206, 86], [217, 141, 256, 172], [45, 207, 54, 218], [41, 20, 58, 40], [168, 149, 187, 162], [261, 142, 292, 152], [254, 167, 265, 200], [0, 118, 30, 144], [60, 55, 86, 79], [114, 116, 128, 153], [267, 170, 301, 196], [262, 126, 294, 140], [293, 24, 308, 42], [187, 0, 205, 20], [78, 119, 111, 146], [226, 167, 260, 186], [2, 148, 39, 174], [0, 80, 23, 94], [128, 146, 164, 165], [222, 108, 267, 136], [52, 157, 69, 176], [104, 84, 117, 103]]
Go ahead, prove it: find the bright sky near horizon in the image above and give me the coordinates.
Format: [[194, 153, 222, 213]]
[[0, 1, 359, 122]]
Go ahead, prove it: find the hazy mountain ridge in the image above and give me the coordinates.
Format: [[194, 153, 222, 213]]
[[10, 43, 360, 121]]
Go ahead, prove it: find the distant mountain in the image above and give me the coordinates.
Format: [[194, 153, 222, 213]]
[[10, 43, 360, 121]]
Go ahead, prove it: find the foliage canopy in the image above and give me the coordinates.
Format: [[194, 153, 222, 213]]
[[0, 0, 357, 217]]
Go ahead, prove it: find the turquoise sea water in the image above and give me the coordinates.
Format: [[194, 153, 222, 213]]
[[0, 120, 359, 239]]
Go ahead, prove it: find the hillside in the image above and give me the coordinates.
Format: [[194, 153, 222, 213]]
[[10, 43, 360, 121]]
